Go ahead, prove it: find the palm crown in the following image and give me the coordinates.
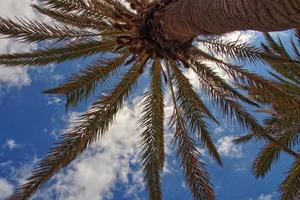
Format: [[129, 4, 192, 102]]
[[0, 1, 299, 200]]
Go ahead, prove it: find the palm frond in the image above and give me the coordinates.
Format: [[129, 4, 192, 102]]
[[237, 32, 300, 199], [191, 61, 259, 107], [45, 52, 130, 109], [102, 0, 135, 17], [198, 38, 263, 64], [0, 17, 99, 43], [233, 133, 255, 144], [87, 0, 133, 23], [32, 5, 107, 29], [10, 54, 148, 200], [264, 106, 300, 131], [139, 59, 164, 200], [189, 61, 266, 137], [280, 160, 300, 200], [191, 47, 298, 100], [41, 0, 131, 24], [261, 33, 300, 84], [253, 128, 300, 179], [0, 40, 116, 66], [167, 66, 215, 200], [181, 56, 297, 162], [170, 61, 222, 165], [253, 143, 281, 178], [171, 110, 215, 200], [42, 0, 91, 12]]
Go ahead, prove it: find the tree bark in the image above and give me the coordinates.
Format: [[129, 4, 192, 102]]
[[159, 0, 300, 42]]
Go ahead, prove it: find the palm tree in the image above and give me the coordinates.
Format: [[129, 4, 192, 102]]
[[236, 32, 300, 200], [0, 1, 298, 200]]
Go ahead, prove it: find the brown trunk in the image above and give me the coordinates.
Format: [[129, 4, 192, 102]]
[[159, 0, 300, 42]]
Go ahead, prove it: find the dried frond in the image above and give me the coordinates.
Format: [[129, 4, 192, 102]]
[[139, 59, 164, 200]]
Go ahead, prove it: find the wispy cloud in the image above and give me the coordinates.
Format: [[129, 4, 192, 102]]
[[0, 178, 13, 200], [3, 139, 19, 150], [214, 127, 225, 135], [257, 193, 273, 200], [216, 136, 243, 159], [0, 156, 39, 200], [47, 97, 63, 105]]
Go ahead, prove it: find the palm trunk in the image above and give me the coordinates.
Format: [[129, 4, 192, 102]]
[[159, 0, 300, 41]]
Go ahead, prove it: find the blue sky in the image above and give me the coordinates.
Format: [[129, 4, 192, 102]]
[[0, 1, 295, 200]]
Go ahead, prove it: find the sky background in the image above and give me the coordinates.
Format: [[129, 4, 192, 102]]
[[0, 1, 295, 200]]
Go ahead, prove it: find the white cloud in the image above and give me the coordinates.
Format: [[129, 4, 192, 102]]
[[258, 194, 273, 200], [0, 178, 14, 200], [0, 156, 39, 200], [0, 0, 38, 18], [47, 96, 63, 105], [214, 127, 224, 135], [0, 160, 12, 168], [34, 106, 144, 200], [221, 31, 258, 44], [216, 136, 243, 159], [31, 96, 178, 199], [234, 165, 247, 172], [0, 0, 39, 89], [49, 129, 59, 140], [3, 139, 19, 150], [0, 67, 31, 87]]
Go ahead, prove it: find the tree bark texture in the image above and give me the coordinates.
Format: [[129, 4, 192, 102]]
[[159, 0, 300, 41]]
